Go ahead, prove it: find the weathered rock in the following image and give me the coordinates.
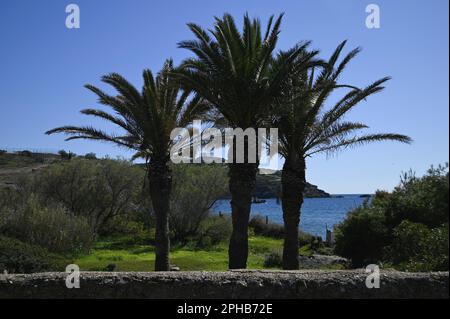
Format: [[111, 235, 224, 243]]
[[0, 270, 447, 299]]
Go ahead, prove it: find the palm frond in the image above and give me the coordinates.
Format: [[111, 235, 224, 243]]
[[46, 125, 138, 149], [306, 133, 412, 157], [273, 39, 410, 161], [47, 61, 206, 162], [175, 13, 316, 132]]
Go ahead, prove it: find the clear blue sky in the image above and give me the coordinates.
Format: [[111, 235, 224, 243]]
[[0, 0, 448, 193]]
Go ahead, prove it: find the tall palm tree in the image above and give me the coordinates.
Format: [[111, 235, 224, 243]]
[[274, 41, 412, 269], [174, 13, 319, 268], [46, 59, 207, 271]]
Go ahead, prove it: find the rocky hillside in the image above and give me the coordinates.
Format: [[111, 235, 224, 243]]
[[0, 152, 58, 188], [0, 152, 330, 198], [255, 170, 330, 198]]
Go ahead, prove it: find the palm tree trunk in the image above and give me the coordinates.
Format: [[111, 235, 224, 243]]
[[281, 157, 306, 270], [228, 162, 258, 269], [148, 159, 171, 271]]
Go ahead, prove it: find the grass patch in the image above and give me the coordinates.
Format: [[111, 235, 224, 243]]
[[74, 235, 284, 271], [248, 236, 283, 254], [73, 235, 340, 271], [299, 244, 314, 256]]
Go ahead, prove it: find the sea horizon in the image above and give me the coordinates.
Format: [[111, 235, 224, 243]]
[[213, 194, 368, 239]]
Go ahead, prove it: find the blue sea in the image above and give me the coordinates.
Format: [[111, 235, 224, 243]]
[[212, 195, 368, 239]]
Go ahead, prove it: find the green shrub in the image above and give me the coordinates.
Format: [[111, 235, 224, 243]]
[[387, 220, 431, 264], [334, 207, 389, 267], [58, 150, 75, 160], [200, 216, 232, 246], [0, 197, 94, 254], [263, 249, 283, 268], [334, 164, 449, 271], [169, 164, 228, 243], [387, 221, 449, 271], [196, 235, 213, 249], [84, 152, 97, 160], [1, 158, 146, 251], [384, 165, 449, 229], [0, 236, 67, 273], [192, 216, 232, 249], [249, 216, 284, 238], [316, 246, 334, 256], [99, 218, 147, 238], [298, 231, 315, 247], [0, 187, 23, 222], [27, 158, 143, 234]]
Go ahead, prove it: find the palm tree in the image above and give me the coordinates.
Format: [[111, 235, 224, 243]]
[[46, 59, 207, 271], [174, 13, 319, 268], [274, 41, 412, 269]]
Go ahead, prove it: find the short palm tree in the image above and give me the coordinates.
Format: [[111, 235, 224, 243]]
[[46, 59, 207, 271], [175, 13, 319, 268], [274, 41, 412, 269]]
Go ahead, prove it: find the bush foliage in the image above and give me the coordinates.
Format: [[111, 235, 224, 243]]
[[334, 164, 449, 271], [0, 159, 232, 257], [249, 216, 285, 239], [29, 158, 143, 234], [0, 236, 67, 273], [263, 249, 283, 268], [169, 164, 228, 243], [0, 158, 143, 254], [0, 196, 93, 254], [196, 216, 233, 248]]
